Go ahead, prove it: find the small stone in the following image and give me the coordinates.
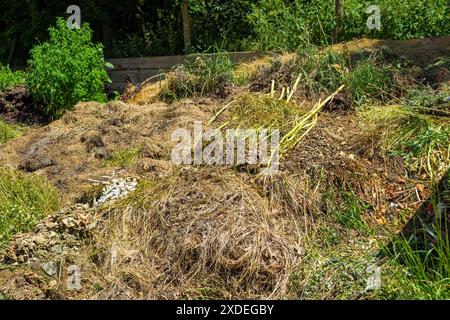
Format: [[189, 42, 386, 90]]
[[41, 261, 58, 277]]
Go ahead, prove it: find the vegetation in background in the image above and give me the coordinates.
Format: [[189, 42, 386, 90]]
[[249, 0, 316, 51], [2, 0, 448, 65], [0, 1, 257, 64], [27, 18, 111, 118], [0, 168, 59, 246], [0, 65, 25, 92], [250, 0, 450, 50]]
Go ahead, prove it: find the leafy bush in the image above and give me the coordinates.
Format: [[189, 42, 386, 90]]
[[0, 65, 25, 92], [0, 168, 59, 245], [27, 18, 111, 118]]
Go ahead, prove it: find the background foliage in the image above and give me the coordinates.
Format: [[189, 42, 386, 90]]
[[1, 0, 448, 66], [250, 0, 450, 50]]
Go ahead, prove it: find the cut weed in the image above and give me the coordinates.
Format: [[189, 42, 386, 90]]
[[323, 184, 373, 234], [359, 104, 450, 176]]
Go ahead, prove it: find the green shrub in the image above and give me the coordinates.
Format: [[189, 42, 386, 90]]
[[0, 167, 60, 245], [0, 65, 25, 92], [27, 17, 112, 118]]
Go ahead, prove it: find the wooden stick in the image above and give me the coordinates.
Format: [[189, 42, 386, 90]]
[[278, 87, 286, 100], [287, 75, 301, 102]]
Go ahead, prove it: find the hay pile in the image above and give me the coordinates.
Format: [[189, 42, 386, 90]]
[[67, 168, 303, 299]]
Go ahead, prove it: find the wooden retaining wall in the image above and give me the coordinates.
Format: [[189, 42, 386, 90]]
[[106, 51, 263, 92]]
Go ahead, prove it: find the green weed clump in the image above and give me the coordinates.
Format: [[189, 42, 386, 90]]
[[404, 86, 450, 115], [289, 48, 348, 95], [160, 49, 235, 102], [0, 65, 25, 92], [254, 48, 348, 97], [0, 167, 60, 245], [259, 47, 399, 104], [346, 61, 395, 104], [27, 17, 111, 118]]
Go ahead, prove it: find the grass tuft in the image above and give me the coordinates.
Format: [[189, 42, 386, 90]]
[[102, 148, 140, 168], [0, 65, 25, 92], [0, 167, 60, 245], [0, 120, 26, 144]]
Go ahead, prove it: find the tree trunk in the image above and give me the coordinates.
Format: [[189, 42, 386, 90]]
[[334, 0, 344, 43], [181, 0, 192, 54], [7, 34, 20, 66]]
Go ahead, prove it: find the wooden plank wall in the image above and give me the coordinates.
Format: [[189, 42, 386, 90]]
[[106, 51, 263, 92]]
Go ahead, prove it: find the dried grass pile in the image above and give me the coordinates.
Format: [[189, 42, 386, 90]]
[[75, 168, 303, 299]]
